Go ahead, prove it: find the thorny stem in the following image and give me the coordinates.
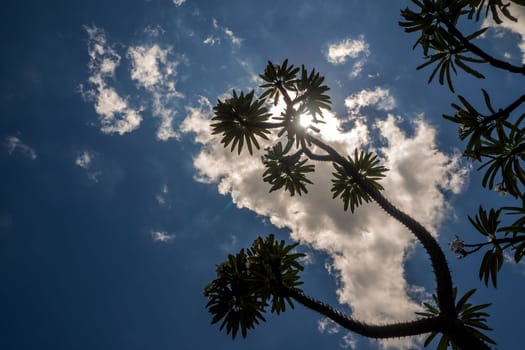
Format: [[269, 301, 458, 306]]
[[280, 285, 444, 339]]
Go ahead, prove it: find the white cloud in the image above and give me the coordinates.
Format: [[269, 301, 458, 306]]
[[144, 25, 165, 37], [81, 25, 143, 135], [344, 87, 396, 115], [203, 36, 220, 46], [482, 3, 525, 63], [128, 45, 174, 89], [155, 184, 169, 206], [318, 318, 341, 334], [75, 150, 101, 182], [173, 0, 186, 6], [5, 136, 37, 160], [224, 27, 241, 45], [181, 88, 468, 349], [340, 332, 358, 349], [75, 151, 92, 169], [151, 230, 175, 242], [326, 35, 370, 77], [128, 44, 183, 141], [209, 19, 242, 46]]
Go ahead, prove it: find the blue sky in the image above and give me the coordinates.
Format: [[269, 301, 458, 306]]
[[2, 1, 525, 349]]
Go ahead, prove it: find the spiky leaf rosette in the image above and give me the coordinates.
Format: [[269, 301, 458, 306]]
[[259, 59, 300, 106], [262, 142, 315, 196], [331, 149, 388, 212], [416, 288, 495, 349], [211, 90, 271, 155], [204, 250, 267, 339], [247, 235, 305, 314], [204, 235, 305, 338], [294, 65, 331, 119]]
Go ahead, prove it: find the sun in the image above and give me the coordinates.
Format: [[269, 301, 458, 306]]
[[298, 112, 346, 142], [299, 113, 315, 128]]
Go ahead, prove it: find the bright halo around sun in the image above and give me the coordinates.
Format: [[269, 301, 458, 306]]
[[299, 113, 315, 128], [298, 111, 347, 142]]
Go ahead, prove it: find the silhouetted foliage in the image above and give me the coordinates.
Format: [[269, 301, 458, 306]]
[[204, 1, 525, 348]]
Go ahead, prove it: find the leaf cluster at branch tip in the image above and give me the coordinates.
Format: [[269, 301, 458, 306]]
[[204, 234, 305, 339]]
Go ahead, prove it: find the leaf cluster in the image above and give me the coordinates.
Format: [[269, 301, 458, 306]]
[[400, 0, 488, 92], [260, 59, 331, 120], [211, 90, 271, 155], [416, 288, 494, 349], [262, 142, 315, 196], [331, 149, 388, 212], [467, 205, 525, 286], [204, 234, 305, 339]]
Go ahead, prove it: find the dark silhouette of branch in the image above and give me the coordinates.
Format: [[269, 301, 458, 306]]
[[462, 235, 525, 256], [301, 133, 456, 316], [441, 17, 525, 75], [483, 93, 525, 125], [281, 285, 443, 339]]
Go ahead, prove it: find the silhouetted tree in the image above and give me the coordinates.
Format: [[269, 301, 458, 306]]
[[204, 1, 525, 349]]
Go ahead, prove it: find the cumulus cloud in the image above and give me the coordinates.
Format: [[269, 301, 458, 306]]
[[344, 87, 396, 115], [151, 230, 175, 242], [482, 4, 525, 63], [172, 0, 186, 6], [81, 25, 143, 135], [325, 35, 370, 77], [181, 88, 468, 349], [128, 44, 183, 141], [4, 136, 37, 160]]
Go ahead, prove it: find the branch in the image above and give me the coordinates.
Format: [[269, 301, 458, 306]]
[[281, 285, 443, 339], [300, 138, 332, 161], [441, 17, 525, 75], [482, 93, 525, 125], [303, 133, 456, 316], [463, 235, 525, 253]]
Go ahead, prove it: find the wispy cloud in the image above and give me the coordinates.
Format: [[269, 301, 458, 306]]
[[151, 230, 175, 242], [325, 35, 370, 78], [203, 36, 220, 46], [128, 44, 183, 141], [144, 25, 165, 37], [81, 25, 142, 135], [340, 332, 358, 349], [75, 150, 92, 169], [75, 150, 101, 182], [318, 318, 341, 335], [5, 136, 37, 160], [155, 184, 169, 206], [181, 88, 468, 349], [209, 19, 242, 46]]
